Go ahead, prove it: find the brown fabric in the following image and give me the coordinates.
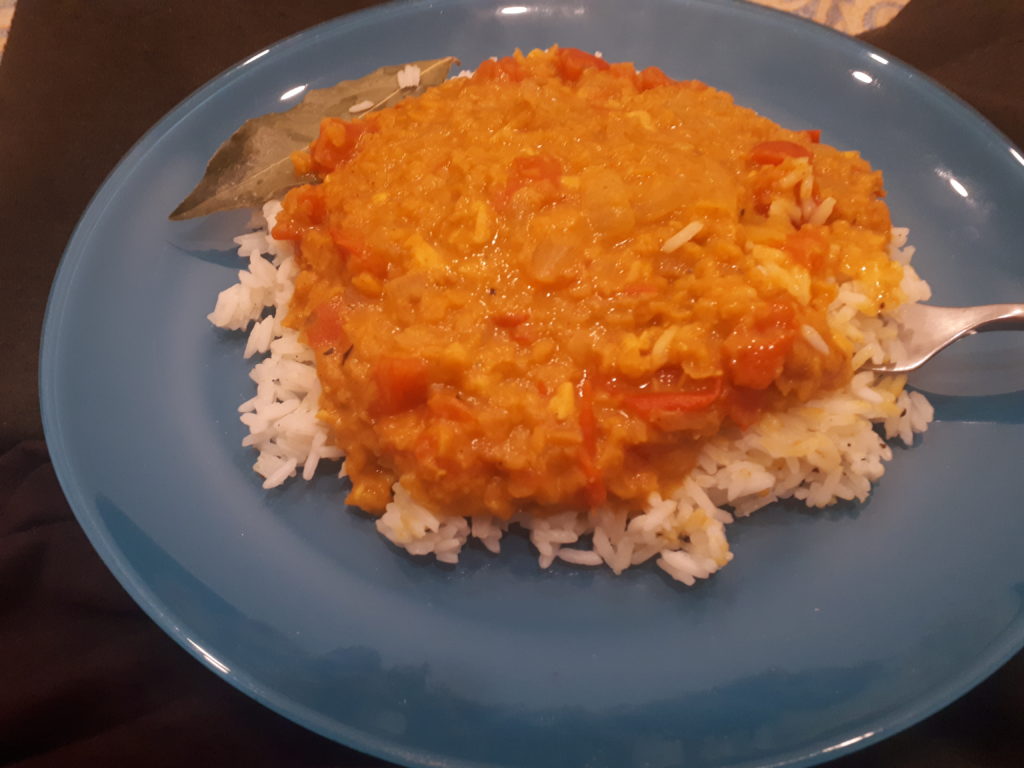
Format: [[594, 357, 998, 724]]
[[862, 0, 1024, 148], [0, 0, 1022, 765], [0, 442, 384, 767], [0, 0, 379, 454]]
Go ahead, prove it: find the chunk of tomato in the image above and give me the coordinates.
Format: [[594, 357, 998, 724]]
[[374, 356, 431, 414], [309, 117, 374, 174], [749, 140, 813, 165], [555, 47, 610, 82], [784, 229, 828, 274], [505, 154, 563, 197], [497, 153, 563, 212], [621, 377, 723, 418], [725, 385, 771, 429], [305, 295, 349, 351], [473, 55, 525, 83], [722, 303, 796, 390], [271, 185, 326, 241], [637, 65, 672, 91], [329, 227, 388, 277]]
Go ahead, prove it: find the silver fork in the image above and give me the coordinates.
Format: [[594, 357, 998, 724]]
[[864, 303, 1024, 373]]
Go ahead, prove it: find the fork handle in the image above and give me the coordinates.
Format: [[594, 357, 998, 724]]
[[962, 304, 1024, 333]]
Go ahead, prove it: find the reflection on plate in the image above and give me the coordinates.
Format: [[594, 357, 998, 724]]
[[40, 1, 1024, 767]]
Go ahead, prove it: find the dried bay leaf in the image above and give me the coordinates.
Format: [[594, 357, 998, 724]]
[[170, 56, 459, 221]]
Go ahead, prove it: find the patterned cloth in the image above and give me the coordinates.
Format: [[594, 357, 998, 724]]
[[0, 0, 15, 56], [751, 0, 909, 33], [0, 0, 909, 60]]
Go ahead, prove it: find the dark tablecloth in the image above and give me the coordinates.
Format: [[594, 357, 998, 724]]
[[1, 0, 1022, 765]]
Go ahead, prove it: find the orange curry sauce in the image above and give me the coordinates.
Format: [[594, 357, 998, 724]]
[[272, 47, 903, 519]]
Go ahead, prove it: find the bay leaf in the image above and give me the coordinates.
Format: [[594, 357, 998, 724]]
[[170, 56, 459, 221]]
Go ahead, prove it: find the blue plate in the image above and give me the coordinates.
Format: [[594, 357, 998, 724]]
[[40, 1, 1024, 766]]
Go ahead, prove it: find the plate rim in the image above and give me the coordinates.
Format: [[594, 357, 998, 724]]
[[38, 0, 1024, 766]]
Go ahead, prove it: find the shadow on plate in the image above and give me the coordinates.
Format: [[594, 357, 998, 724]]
[[165, 209, 255, 267], [915, 387, 1024, 425]]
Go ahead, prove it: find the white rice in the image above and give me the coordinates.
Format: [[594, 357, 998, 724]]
[[396, 64, 421, 89], [349, 99, 375, 113], [210, 203, 933, 585], [660, 221, 703, 253]]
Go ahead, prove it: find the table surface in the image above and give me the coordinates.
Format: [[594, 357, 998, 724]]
[[0, 0, 910, 57], [1, 1, 1021, 766]]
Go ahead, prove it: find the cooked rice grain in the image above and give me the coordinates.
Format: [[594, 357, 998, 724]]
[[210, 202, 933, 585]]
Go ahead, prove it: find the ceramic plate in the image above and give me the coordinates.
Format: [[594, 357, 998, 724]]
[[40, 1, 1024, 766]]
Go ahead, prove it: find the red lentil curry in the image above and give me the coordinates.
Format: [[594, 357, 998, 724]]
[[271, 46, 904, 520]]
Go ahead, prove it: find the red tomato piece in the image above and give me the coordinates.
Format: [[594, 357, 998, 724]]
[[608, 61, 637, 82], [749, 140, 814, 165], [309, 117, 373, 174], [723, 304, 796, 390], [725, 385, 771, 429], [305, 295, 349, 351], [498, 153, 563, 211], [329, 228, 387, 277], [784, 229, 828, 273], [270, 185, 326, 240], [473, 56, 525, 82], [505, 154, 563, 197], [555, 47, 610, 82], [622, 377, 724, 418], [328, 227, 363, 255], [509, 323, 540, 346], [637, 65, 672, 91], [374, 356, 431, 414]]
